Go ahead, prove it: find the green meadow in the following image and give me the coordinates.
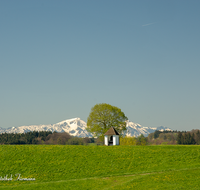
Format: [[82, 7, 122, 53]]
[[1, 145, 200, 189]]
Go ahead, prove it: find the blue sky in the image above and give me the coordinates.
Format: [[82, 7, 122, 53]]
[[1, 0, 200, 131]]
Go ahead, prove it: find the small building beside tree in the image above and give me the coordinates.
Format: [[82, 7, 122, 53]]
[[104, 127, 119, 146]]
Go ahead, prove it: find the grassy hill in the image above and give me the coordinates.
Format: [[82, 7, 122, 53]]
[[1, 145, 200, 189]]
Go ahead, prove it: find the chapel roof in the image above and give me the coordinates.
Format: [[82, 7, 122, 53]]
[[104, 127, 119, 136]]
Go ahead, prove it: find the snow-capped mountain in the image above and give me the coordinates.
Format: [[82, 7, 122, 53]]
[[0, 118, 92, 137], [125, 121, 172, 137], [0, 118, 172, 137]]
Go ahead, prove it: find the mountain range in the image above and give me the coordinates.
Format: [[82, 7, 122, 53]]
[[0, 118, 172, 137]]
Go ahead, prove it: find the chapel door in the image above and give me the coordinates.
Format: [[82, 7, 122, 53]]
[[109, 136, 113, 145]]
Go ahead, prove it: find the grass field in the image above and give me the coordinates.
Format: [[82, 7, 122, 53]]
[[1, 145, 200, 189]]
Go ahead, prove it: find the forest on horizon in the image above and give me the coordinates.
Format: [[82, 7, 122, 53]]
[[1, 129, 200, 146]]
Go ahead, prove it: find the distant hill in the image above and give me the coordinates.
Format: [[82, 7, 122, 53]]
[[0, 118, 172, 137]]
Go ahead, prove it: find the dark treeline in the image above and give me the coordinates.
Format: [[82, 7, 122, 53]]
[[1, 129, 200, 145], [0, 131, 52, 144], [148, 129, 200, 145], [0, 131, 95, 145], [120, 129, 200, 146]]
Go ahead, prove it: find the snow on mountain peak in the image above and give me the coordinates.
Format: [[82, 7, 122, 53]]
[[0, 118, 172, 138]]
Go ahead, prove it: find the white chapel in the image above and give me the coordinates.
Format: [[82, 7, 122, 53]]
[[104, 127, 119, 146]]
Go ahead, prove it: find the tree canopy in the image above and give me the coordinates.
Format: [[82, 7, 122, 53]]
[[86, 103, 128, 138]]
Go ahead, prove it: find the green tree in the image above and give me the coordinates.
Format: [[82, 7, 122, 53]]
[[195, 130, 200, 144], [154, 130, 161, 139], [86, 103, 128, 139], [136, 134, 147, 145], [177, 132, 182, 144], [120, 136, 136, 145], [67, 137, 83, 145]]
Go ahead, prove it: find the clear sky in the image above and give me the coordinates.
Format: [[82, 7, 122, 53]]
[[1, 0, 200, 131]]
